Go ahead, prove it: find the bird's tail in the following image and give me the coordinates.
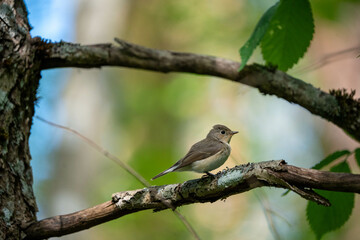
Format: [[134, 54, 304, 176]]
[[151, 166, 177, 180]]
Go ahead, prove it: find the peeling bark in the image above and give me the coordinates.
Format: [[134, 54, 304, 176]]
[[24, 160, 360, 239]]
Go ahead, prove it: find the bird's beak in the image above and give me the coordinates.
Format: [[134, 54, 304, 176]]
[[231, 131, 239, 135]]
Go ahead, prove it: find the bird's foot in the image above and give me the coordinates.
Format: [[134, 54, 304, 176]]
[[202, 171, 215, 179]]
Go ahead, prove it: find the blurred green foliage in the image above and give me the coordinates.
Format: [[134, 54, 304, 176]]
[[36, 0, 360, 240], [311, 0, 360, 20], [307, 161, 355, 239]]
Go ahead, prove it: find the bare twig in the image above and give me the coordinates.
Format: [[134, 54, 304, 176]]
[[258, 190, 291, 226], [34, 116, 201, 240], [255, 192, 281, 240], [35, 116, 149, 187], [293, 46, 360, 74], [173, 210, 201, 240]]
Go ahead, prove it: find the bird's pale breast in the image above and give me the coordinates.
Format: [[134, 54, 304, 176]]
[[190, 142, 231, 173]]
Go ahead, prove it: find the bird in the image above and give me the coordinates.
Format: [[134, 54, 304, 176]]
[[151, 124, 238, 180]]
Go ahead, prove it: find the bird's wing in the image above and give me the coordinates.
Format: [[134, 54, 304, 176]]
[[174, 139, 224, 170], [151, 139, 223, 180]]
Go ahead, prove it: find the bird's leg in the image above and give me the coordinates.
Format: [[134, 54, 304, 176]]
[[203, 171, 215, 178]]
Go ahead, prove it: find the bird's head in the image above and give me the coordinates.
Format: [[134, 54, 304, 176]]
[[207, 124, 238, 143]]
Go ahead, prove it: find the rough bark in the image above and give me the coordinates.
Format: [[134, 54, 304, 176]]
[[0, 1, 40, 239], [24, 160, 360, 239], [1, 0, 360, 239]]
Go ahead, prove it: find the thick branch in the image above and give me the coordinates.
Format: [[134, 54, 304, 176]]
[[24, 160, 360, 239], [35, 38, 360, 142]]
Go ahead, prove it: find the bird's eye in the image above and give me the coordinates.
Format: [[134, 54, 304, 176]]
[[221, 130, 225, 134]]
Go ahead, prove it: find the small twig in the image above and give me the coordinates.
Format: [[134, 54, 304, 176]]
[[292, 46, 360, 74], [35, 116, 201, 239], [266, 169, 331, 206], [258, 189, 291, 226], [35, 116, 149, 186], [173, 210, 201, 240], [255, 192, 281, 240]]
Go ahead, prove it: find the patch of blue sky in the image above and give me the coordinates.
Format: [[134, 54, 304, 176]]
[[26, 0, 77, 182]]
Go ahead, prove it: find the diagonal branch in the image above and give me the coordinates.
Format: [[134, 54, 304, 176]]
[[34, 38, 360, 142], [24, 160, 360, 239], [34, 116, 200, 240]]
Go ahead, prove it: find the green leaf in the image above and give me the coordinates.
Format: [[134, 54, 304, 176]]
[[355, 148, 360, 168], [307, 161, 354, 239], [312, 150, 350, 170], [238, 3, 279, 71], [260, 0, 314, 71]]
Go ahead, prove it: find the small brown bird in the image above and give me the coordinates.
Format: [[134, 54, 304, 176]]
[[151, 124, 238, 180]]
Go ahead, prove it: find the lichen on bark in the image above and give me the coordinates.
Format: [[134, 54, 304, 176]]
[[0, 1, 41, 239]]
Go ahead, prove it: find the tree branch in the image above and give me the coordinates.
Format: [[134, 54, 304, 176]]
[[34, 116, 201, 239], [24, 160, 360, 239], [34, 38, 360, 142]]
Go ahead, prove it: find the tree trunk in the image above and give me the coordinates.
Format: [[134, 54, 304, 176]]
[[1, 0, 360, 239], [0, 1, 40, 239]]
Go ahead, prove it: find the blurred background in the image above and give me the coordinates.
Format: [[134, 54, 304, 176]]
[[26, 0, 360, 239]]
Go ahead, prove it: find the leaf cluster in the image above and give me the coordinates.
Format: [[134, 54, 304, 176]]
[[239, 0, 314, 72], [307, 148, 360, 239]]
